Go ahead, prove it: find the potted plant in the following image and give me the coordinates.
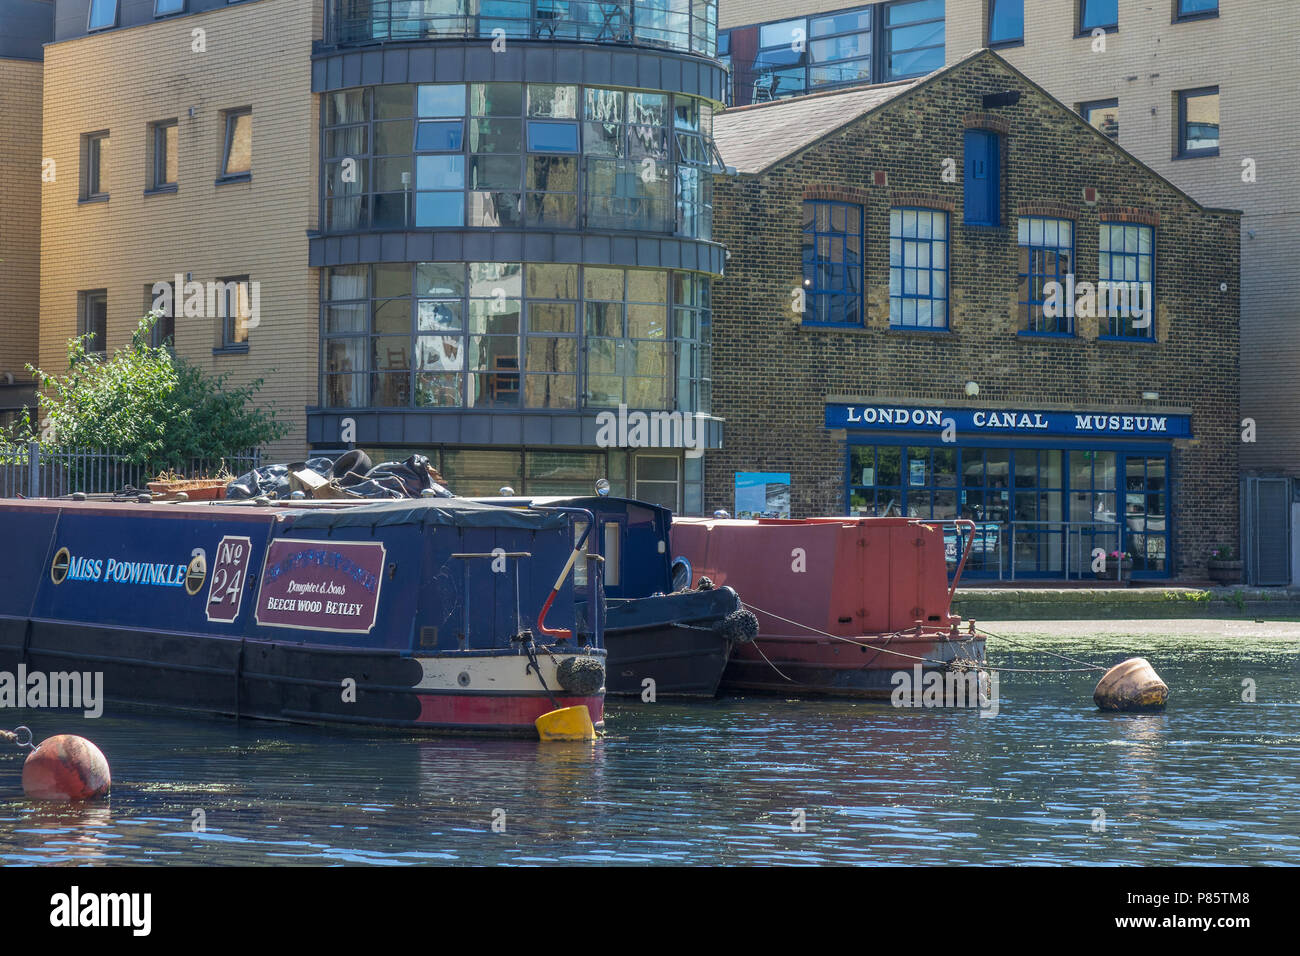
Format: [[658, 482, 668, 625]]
[[1095, 549, 1133, 581], [1207, 545, 1243, 584]]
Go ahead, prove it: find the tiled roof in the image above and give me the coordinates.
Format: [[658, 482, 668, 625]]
[[713, 79, 924, 174]]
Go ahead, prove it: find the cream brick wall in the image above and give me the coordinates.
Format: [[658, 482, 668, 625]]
[[0, 57, 43, 387], [947, 0, 1297, 474], [39, 0, 321, 461]]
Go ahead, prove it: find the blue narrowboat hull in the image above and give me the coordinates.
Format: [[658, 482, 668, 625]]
[[0, 498, 605, 736]]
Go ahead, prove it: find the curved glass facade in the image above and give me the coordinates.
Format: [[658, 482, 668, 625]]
[[329, 0, 718, 58], [322, 83, 719, 238], [321, 261, 712, 414]]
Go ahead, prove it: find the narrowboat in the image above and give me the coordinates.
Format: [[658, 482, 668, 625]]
[[670, 516, 985, 699], [0, 496, 606, 736], [475, 493, 756, 699]]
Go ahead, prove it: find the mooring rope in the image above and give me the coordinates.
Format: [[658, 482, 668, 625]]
[[740, 602, 1104, 676], [971, 625, 1107, 672]]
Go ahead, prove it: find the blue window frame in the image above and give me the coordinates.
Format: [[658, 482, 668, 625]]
[[1080, 98, 1119, 141], [987, 0, 1023, 45], [801, 200, 863, 326], [1177, 87, 1219, 157], [846, 441, 1173, 578], [963, 129, 1001, 226], [1098, 222, 1155, 339], [1079, 0, 1118, 32], [889, 208, 948, 329], [88, 0, 118, 30], [1018, 218, 1074, 335], [526, 121, 580, 153], [1176, 0, 1217, 19]]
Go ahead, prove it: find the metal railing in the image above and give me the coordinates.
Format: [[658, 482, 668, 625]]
[[328, 0, 718, 58], [926, 519, 1129, 581], [0, 443, 261, 499]]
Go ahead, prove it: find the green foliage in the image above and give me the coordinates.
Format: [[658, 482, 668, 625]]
[[24, 314, 289, 470]]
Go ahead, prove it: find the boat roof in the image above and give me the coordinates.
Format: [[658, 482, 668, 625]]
[[286, 497, 572, 531]]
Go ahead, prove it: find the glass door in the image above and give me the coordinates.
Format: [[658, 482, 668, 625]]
[[1124, 456, 1169, 574]]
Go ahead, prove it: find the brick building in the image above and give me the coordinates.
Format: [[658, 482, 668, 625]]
[[708, 49, 1240, 581]]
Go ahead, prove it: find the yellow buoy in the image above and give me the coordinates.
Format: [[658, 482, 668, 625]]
[[1093, 657, 1169, 712], [535, 705, 596, 741]]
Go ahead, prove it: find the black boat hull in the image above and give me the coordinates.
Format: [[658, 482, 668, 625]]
[[602, 587, 744, 699], [0, 617, 603, 736]]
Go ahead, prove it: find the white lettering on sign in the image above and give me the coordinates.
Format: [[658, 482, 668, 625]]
[[1073, 415, 1167, 433]]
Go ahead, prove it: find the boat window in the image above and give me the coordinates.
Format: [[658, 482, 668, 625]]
[[603, 521, 621, 587], [573, 519, 589, 588]]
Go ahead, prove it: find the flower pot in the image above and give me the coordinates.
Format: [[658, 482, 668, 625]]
[[1094, 558, 1133, 581], [147, 479, 229, 501], [1207, 559, 1242, 585]]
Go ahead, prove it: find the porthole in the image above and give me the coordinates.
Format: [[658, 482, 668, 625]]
[[184, 553, 207, 596], [50, 547, 70, 585]]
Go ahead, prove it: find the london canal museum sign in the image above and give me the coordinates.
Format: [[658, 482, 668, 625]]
[[825, 403, 1192, 439]]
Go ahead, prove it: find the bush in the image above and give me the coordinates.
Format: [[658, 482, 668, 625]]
[[23, 314, 289, 470]]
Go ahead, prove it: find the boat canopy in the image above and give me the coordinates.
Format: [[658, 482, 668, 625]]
[[286, 497, 572, 532]]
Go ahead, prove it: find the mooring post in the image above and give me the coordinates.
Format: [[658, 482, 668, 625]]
[[26, 441, 40, 497]]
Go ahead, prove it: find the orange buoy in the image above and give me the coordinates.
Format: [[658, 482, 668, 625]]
[[1093, 657, 1169, 712], [21, 735, 111, 801]]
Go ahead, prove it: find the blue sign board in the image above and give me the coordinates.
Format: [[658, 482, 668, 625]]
[[735, 472, 791, 519], [825, 403, 1191, 439]]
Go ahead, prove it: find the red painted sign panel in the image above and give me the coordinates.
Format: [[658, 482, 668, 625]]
[[206, 535, 253, 623], [253, 539, 386, 634]]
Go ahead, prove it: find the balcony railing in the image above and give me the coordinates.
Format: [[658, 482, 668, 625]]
[[328, 0, 718, 58]]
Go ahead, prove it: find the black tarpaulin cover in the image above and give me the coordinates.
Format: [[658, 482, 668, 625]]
[[285, 497, 570, 532]]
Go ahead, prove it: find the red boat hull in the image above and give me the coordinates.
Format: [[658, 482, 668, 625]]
[[671, 516, 983, 698]]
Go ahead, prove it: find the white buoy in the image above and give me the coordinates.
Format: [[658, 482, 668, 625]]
[[1093, 657, 1169, 712]]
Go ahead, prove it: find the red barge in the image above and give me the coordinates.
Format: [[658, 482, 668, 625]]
[[670, 516, 984, 698]]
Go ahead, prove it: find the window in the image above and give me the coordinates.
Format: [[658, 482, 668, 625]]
[[1018, 218, 1074, 334], [216, 275, 254, 350], [808, 7, 872, 91], [81, 132, 110, 201], [1079, 0, 1118, 33], [801, 201, 863, 326], [1098, 223, 1155, 339], [144, 285, 175, 349], [154, 0, 185, 15], [1177, 87, 1219, 157], [220, 109, 252, 180], [963, 129, 1001, 226], [88, 0, 117, 31], [987, 0, 1023, 45], [78, 291, 108, 355], [321, 263, 709, 414], [149, 120, 178, 191], [323, 82, 715, 238], [1080, 99, 1119, 141], [889, 208, 948, 329], [1175, 0, 1217, 20], [885, 0, 945, 80]]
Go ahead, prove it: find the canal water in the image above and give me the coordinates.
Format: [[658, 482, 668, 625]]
[[1, 620, 1297, 865]]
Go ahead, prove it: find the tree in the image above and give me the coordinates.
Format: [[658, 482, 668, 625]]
[[23, 314, 289, 470]]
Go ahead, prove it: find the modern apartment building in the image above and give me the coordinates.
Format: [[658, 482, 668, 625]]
[[32, 0, 728, 511], [0, 0, 52, 429], [718, 0, 1292, 582]]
